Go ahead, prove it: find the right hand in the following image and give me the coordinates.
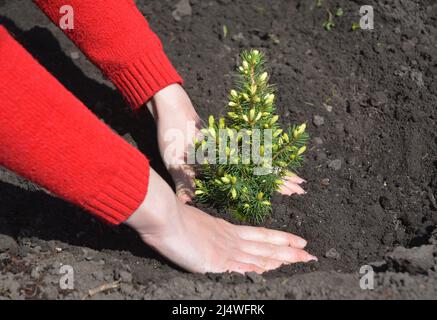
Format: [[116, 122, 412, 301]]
[[125, 169, 317, 274]]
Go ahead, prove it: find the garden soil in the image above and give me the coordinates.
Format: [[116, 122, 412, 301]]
[[0, 0, 436, 299]]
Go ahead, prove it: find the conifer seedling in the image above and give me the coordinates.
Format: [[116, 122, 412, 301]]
[[193, 50, 309, 224]]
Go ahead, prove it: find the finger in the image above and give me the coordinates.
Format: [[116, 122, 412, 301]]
[[278, 181, 306, 195], [236, 251, 285, 270], [236, 226, 307, 248], [177, 192, 193, 204], [285, 175, 306, 184], [284, 180, 306, 194], [175, 177, 195, 196], [171, 165, 196, 203], [176, 187, 194, 203], [239, 240, 317, 263], [278, 183, 294, 195], [226, 260, 265, 275], [176, 184, 195, 203]]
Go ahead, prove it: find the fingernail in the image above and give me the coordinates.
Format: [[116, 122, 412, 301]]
[[309, 255, 318, 262], [297, 238, 307, 248]]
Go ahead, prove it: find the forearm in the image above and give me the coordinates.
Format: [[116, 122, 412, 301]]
[[0, 26, 149, 224], [33, 0, 183, 109], [125, 168, 179, 235]]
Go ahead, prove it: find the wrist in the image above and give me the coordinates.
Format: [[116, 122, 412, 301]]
[[125, 169, 179, 236], [147, 84, 194, 117]]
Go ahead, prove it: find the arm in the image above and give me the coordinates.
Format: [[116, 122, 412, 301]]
[[33, 1, 200, 200], [0, 26, 149, 224], [0, 26, 315, 274], [32, 0, 306, 201], [33, 0, 183, 109]]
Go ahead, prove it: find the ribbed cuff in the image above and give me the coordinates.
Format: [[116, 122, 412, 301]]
[[84, 144, 150, 225], [110, 50, 183, 110]]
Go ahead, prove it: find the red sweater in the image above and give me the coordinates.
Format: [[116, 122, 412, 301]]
[[0, 1, 183, 224]]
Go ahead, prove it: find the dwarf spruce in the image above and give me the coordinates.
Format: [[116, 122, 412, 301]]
[[193, 50, 309, 224]]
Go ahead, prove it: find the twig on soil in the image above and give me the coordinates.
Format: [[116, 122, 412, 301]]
[[81, 280, 121, 300]]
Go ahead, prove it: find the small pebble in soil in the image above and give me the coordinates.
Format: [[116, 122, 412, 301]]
[[70, 51, 80, 60], [327, 159, 342, 171], [31, 267, 41, 279], [334, 122, 345, 135], [323, 103, 333, 112], [370, 91, 388, 107], [250, 35, 262, 47], [382, 232, 395, 245], [313, 115, 325, 127], [0, 234, 18, 253], [120, 283, 135, 296], [410, 71, 424, 87], [172, 0, 192, 21], [401, 39, 416, 55], [313, 137, 323, 145], [315, 151, 327, 161], [231, 32, 245, 42], [352, 241, 363, 250], [320, 178, 330, 186], [394, 65, 410, 77], [116, 270, 133, 283], [385, 245, 435, 274], [346, 155, 358, 166], [379, 195, 396, 210], [399, 211, 420, 228], [325, 248, 341, 260], [246, 272, 265, 284], [92, 270, 105, 281], [2, 278, 21, 299], [429, 228, 437, 245]]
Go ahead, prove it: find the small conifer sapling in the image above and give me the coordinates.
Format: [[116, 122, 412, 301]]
[[193, 50, 309, 224]]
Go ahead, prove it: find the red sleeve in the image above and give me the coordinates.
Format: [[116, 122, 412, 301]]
[[33, 0, 183, 109], [0, 26, 149, 225]]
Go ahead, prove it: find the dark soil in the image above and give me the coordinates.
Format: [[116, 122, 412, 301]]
[[1, 0, 436, 299]]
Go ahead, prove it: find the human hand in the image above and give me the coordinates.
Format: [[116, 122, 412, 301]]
[[149, 85, 307, 201], [277, 173, 307, 195], [147, 84, 200, 203], [125, 169, 317, 274]]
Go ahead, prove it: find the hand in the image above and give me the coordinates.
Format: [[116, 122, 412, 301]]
[[148, 84, 307, 201], [277, 174, 307, 196], [125, 169, 317, 274], [147, 84, 200, 203]]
